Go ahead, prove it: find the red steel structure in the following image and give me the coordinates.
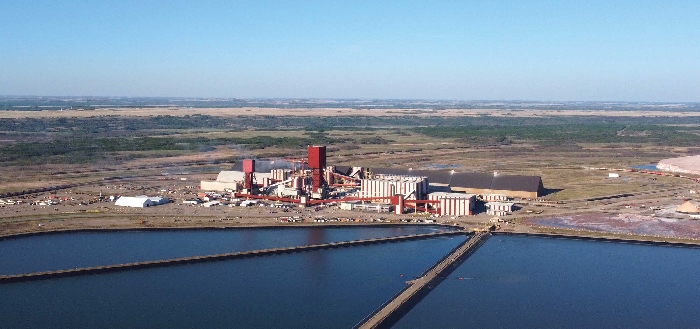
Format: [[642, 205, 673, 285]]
[[230, 145, 444, 214], [307, 146, 326, 192], [242, 159, 255, 189]]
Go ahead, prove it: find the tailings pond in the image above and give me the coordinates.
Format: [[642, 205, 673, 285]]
[[1, 228, 699, 328], [394, 235, 700, 329], [0, 233, 466, 328], [0, 225, 454, 275]]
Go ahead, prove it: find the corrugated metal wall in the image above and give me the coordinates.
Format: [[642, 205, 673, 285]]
[[428, 192, 475, 216], [360, 176, 427, 200]]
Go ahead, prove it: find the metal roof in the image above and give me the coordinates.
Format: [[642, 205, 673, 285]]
[[217, 171, 246, 182], [369, 167, 413, 176], [450, 173, 494, 189], [333, 165, 353, 175], [491, 174, 543, 193], [409, 170, 454, 185], [369, 168, 543, 193], [232, 160, 302, 173], [369, 168, 452, 184], [429, 192, 475, 198]]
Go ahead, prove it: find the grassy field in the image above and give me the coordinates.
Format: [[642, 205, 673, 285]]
[[1, 109, 699, 202]]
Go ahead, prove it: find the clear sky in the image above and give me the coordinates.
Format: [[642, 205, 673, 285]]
[[1, 1, 698, 101]]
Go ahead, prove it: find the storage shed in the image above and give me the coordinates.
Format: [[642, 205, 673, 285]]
[[115, 196, 169, 208]]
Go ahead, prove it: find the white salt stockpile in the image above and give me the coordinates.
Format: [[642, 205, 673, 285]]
[[657, 155, 700, 175], [677, 201, 699, 213]]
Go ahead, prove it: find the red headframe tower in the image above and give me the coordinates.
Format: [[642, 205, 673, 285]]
[[307, 145, 326, 193], [242, 159, 255, 190]]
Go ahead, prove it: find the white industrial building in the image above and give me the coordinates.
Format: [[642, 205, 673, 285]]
[[339, 201, 360, 210], [115, 196, 169, 208], [200, 171, 272, 191], [481, 194, 509, 202], [361, 203, 393, 212], [485, 202, 515, 216], [428, 192, 476, 216], [360, 175, 428, 200]]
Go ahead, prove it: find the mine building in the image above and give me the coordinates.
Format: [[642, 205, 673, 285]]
[[364, 168, 542, 199], [360, 174, 429, 200], [197, 145, 545, 216], [485, 202, 515, 216], [428, 192, 476, 216], [449, 172, 543, 199]]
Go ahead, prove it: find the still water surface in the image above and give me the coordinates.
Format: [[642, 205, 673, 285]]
[[0, 225, 452, 275], [2, 230, 698, 328], [632, 164, 659, 170], [0, 236, 466, 329], [394, 235, 700, 329]]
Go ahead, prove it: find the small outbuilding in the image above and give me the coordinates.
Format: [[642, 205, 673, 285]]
[[485, 202, 515, 216], [202, 201, 221, 207], [115, 196, 170, 208]]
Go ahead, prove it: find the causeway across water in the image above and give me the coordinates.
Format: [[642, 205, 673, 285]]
[[356, 231, 491, 329]]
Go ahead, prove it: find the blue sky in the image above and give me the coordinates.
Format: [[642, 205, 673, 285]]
[[1, 1, 698, 101]]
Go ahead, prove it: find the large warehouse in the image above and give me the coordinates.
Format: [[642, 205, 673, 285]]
[[360, 174, 429, 200], [195, 146, 546, 216], [449, 172, 544, 199], [367, 168, 544, 199]]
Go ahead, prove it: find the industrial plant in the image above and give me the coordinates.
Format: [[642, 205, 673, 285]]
[[200, 146, 544, 216]]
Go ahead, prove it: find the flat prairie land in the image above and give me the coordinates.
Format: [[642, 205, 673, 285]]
[[2, 107, 700, 119], [1, 107, 699, 238]]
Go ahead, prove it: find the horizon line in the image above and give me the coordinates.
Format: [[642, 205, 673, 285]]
[[1, 95, 699, 104]]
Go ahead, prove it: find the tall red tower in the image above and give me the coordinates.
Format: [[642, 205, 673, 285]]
[[307, 146, 326, 193], [242, 159, 255, 190]]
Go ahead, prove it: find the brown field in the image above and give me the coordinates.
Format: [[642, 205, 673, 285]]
[[1, 107, 699, 240], [2, 107, 700, 119]]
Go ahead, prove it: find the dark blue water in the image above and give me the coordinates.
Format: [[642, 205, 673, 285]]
[[633, 164, 658, 170], [394, 235, 700, 329], [0, 236, 466, 329], [0, 226, 453, 275]]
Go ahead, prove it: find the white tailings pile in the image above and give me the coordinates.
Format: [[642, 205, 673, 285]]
[[657, 155, 700, 175]]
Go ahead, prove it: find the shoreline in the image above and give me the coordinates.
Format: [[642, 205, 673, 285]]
[[0, 222, 459, 240], [495, 230, 700, 248], [3, 215, 700, 247]]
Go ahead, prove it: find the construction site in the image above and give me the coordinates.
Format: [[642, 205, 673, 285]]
[[199, 145, 543, 217]]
